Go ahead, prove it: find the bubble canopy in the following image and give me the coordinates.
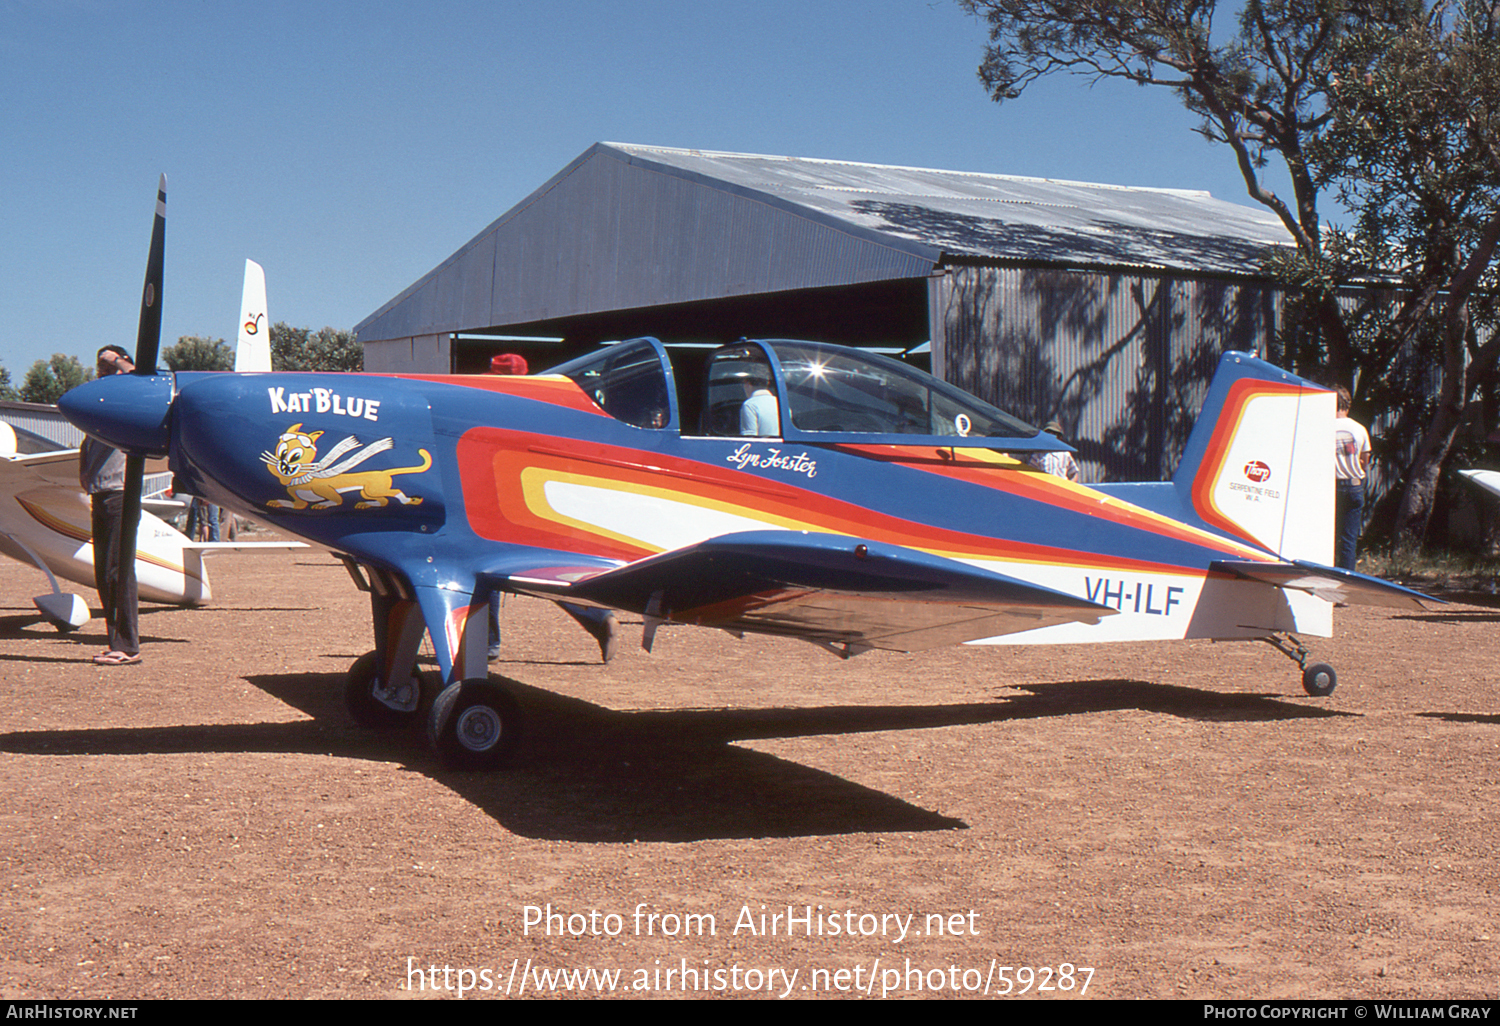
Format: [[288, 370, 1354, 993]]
[[549, 337, 1066, 452], [758, 340, 1043, 443]]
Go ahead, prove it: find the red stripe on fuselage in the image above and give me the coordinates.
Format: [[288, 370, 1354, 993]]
[[377, 373, 610, 417], [829, 443, 1276, 562], [455, 428, 1268, 573]]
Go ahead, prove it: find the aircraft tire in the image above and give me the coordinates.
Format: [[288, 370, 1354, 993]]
[[345, 651, 427, 728], [428, 678, 522, 770], [1302, 662, 1338, 697]]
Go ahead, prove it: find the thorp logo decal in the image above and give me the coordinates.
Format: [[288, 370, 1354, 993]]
[[1243, 460, 1272, 483]]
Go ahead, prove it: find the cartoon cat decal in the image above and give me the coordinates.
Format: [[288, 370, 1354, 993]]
[[261, 423, 431, 510]]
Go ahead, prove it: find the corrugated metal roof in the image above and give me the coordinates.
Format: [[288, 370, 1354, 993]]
[[356, 142, 1294, 344], [608, 143, 1293, 270]]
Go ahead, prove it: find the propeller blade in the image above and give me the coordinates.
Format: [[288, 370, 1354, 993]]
[[117, 174, 166, 636], [133, 174, 166, 374]]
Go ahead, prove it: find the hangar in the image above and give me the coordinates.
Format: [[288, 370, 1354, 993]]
[[355, 142, 1296, 482]]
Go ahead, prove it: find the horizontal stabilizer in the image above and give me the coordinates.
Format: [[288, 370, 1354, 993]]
[[508, 531, 1117, 652], [1459, 469, 1500, 500], [1210, 560, 1436, 610]]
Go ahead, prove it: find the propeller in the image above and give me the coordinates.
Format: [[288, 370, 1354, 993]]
[[115, 174, 167, 623], [134, 175, 166, 375]]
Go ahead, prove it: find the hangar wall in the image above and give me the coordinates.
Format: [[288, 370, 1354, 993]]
[[935, 264, 1283, 483], [365, 333, 450, 374], [364, 259, 1290, 490]]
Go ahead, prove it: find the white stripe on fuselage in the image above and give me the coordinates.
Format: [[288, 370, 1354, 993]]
[[536, 480, 1333, 644], [542, 480, 784, 552]]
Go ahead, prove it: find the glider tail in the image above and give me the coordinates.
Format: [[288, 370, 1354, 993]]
[[1171, 351, 1335, 563], [235, 259, 271, 372]]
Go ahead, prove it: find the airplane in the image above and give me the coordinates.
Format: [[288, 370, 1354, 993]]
[[59, 178, 1433, 769], [0, 253, 291, 630], [1459, 468, 1500, 500]]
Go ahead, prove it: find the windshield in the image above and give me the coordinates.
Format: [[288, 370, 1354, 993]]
[[765, 341, 1039, 439], [547, 338, 672, 430]]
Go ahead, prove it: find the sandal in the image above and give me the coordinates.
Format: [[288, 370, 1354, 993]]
[[92, 650, 141, 666]]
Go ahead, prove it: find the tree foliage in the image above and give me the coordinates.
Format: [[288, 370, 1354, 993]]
[[0, 365, 17, 402], [162, 335, 235, 371], [270, 323, 362, 372], [22, 353, 91, 405], [1310, 0, 1500, 544], [959, 0, 1500, 548]]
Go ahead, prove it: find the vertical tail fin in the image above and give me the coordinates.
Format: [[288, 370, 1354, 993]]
[[234, 259, 271, 372], [1172, 351, 1335, 562]]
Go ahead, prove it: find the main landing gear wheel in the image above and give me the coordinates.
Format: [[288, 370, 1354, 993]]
[[345, 651, 428, 728], [1302, 662, 1338, 697], [428, 678, 523, 770]]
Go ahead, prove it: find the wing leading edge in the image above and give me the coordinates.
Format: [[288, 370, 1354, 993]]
[[497, 531, 1117, 653]]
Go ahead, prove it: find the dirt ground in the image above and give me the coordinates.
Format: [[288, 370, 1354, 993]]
[[1, 543, 1498, 1001]]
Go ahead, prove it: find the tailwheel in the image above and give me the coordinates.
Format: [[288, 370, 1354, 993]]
[[1301, 662, 1338, 697], [1261, 634, 1338, 697], [428, 678, 523, 770], [345, 651, 428, 728]]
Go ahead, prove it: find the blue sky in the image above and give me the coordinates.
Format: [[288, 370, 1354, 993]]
[[0, 0, 1287, 377]]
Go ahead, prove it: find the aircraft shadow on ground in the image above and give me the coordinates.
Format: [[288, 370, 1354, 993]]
[[0, 606, 308, 647], [0, 612, 193, 653], [0, 672, 1343, 843], [1416, 710, 1500, 726], [1396, 609, 1500, 625]]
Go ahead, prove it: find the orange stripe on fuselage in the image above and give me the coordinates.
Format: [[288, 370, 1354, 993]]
[[457, 428, 1276, 574], [830, 443, 1275, 563]]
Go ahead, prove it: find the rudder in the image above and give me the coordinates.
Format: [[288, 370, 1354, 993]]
[[1171, 352, 1335, 563]]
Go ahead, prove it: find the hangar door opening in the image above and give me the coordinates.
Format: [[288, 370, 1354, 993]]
[[449, 278, 932, 374]]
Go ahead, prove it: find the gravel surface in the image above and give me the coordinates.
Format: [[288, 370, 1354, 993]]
[[1, 547, 1497, 999]]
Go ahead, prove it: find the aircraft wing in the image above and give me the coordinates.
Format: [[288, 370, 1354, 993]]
[[2, 450, 174, 499], [181, 541, 307, 552], [498, 531, 1117, 653], [0, 449, 80, 488], [1209, 560, 1437, 610]]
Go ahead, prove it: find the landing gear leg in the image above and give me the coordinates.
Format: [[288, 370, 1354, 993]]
[[345, 650, 429, 727], [346, 591, 430, 726], [1261, 633, 1338, 696], [412, 582, 526, 769]]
